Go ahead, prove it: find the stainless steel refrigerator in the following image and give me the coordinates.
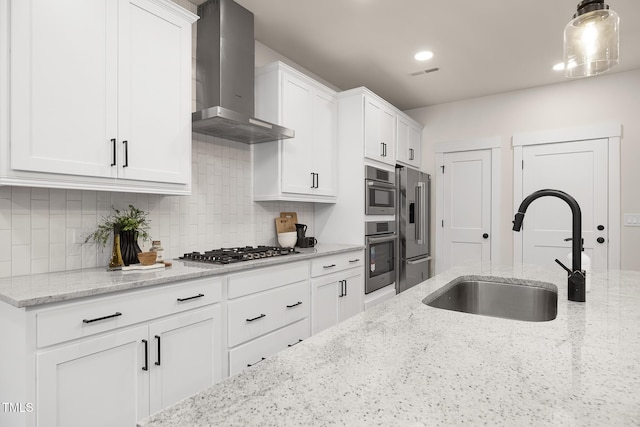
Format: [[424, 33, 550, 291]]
[[396, 165, 431, 293]]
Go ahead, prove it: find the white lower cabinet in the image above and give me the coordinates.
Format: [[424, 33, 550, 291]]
[[310, 250, 364, 335], [37, 325, 149, 427], [32, 277, 223, 427], [226, 262, 311, 377], [228, 318, 309, 377]]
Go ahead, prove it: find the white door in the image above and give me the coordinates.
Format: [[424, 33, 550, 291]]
[[442, 150, 492, 270], [148, 306, 221, 414], [520, 139, 609, 271], [37, 326, 149, 427]]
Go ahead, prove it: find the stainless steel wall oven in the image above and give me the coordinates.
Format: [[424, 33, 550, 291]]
[[365, 221, 397, 294], [365, 165, 396, 215]]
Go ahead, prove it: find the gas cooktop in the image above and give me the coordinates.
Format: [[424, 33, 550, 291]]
[[179, 246, 297, 265]]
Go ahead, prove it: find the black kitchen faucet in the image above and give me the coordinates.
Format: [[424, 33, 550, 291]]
[[512, 189, 586, 302]]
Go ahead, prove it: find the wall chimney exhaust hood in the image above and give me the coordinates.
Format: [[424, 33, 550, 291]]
[[192, 0, 294, 144]]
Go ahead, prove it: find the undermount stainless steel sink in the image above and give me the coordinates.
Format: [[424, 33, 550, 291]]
[[423, 277, 558, 322]]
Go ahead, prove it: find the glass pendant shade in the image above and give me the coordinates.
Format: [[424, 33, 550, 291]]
[[563, 3, 619, 78]]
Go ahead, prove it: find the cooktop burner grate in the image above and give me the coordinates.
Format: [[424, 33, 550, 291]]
[[179, 246, 296, 264]]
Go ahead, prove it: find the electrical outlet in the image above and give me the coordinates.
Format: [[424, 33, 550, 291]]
[[624, 214, 640, 227]]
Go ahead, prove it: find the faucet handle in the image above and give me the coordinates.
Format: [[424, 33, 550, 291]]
[[554, 258, 572, 274]]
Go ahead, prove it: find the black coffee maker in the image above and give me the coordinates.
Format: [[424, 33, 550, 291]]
[[295, 223, 316, 248]]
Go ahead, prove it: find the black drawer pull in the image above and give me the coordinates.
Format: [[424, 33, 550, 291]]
[[83, 312, 122, 324], [247, 357, 266, 367], [286, 301, 302, 308], [110, 138, 116, 166], [288, 339, 303, 347], [122, 140, 129, 167], [155, 335, 161, 366], [177, 293, 204, 302], [348, 259, 360, 263], [142, 339, 149, 371], [246, 314, 266, 322], [323, 264, 336, 269]]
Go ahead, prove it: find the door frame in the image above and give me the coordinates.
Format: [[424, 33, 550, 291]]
[[512, 122, 621, 269], [435, 136, 502, 274]]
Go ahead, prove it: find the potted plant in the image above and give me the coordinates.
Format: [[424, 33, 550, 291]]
[[84, 205, 151, 266]]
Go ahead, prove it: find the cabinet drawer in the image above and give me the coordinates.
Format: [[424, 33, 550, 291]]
[[227, 281, 309, 347], [227, 261, 309, 299], [37, 277, 222, 348], [310, 251, 364, 277], [228, 318, 310, 377]]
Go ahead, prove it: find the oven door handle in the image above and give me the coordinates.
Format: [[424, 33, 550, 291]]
[[367, 234, 397, 244]]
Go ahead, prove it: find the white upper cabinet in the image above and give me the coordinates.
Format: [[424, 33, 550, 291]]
[[364, 94, 396, 166], [1, 0, 197, 194], [254, 62, 337, 203], [396, 112, 423, 169]]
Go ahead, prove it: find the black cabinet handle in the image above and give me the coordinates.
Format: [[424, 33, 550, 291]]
[[288, 339, 303, 347], [247, 357, 266, 367], [323, 264, 336, 269], [111, 138, 116, 166], [310, 172, 315, 188], [83, 312, 122, 324], [316, 172, 319, 189], [339, 280, 345, 298], [409, 148, 414, 160], [142, 339, 149, 371], [154, 335, 161, 366], [177, 293, 204, 302], [348, 259, 360, 263], [286, 301, 302, 308], [123, 140, 128, 167], [246, 314, 266, 322], [344, 279, 348, 296]]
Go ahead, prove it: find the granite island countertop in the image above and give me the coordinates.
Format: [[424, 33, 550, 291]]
[[0, 244, 363, 308], [139, 262, 640, 426]]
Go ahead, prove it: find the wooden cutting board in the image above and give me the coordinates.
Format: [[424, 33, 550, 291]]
[[275, 217, 296, 233], [280, 212, 298, 224]]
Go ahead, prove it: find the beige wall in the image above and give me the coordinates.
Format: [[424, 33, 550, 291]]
[[405, 69, 640, 271]]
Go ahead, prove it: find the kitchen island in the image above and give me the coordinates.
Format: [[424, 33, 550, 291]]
[[139, 262, 640, 426]]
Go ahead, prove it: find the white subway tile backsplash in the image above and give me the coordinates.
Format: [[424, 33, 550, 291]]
[[12, 245, 30, 276], [11, 215, 30, 246]]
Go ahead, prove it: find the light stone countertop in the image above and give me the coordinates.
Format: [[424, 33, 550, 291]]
[[0, 244, 363, 308], [139, 262, 640, 426]]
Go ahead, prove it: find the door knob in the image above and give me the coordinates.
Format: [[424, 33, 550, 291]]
[[597, 225, 605, 231], [597, 237, 605, 244], [482, 233, 489, 239]]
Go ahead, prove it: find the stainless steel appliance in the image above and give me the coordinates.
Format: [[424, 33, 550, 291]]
[[180, 246, 297, 264], [396, 165, 431, 293], [365, 165, 396, 215], [365, 221, 398, 294], [191, 0, 295, 143]]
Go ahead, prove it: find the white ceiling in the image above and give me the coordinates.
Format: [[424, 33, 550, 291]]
[[192, 0, 640, 110]]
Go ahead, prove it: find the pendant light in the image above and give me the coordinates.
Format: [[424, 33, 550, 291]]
[[563, 0, 619, 78]]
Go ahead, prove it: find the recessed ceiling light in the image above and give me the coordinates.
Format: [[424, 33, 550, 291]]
[[414, 51, 434, 61]]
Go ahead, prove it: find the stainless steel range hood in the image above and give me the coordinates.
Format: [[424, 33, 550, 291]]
[[192, 0, 294, 144]]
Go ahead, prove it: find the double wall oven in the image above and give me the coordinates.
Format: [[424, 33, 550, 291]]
[[364, 165, 398, 295]]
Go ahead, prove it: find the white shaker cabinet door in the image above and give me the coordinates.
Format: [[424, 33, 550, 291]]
[[364, 96, 396, 166], [280, 71, 314, 194], [311, 276, 341, 335], [117, 0, 192, 185], [10, 0, 118, 178], [338, 269, 364, 322], [148, 306, 222, 414], [37, 326, 150, 427], [311, 88, 337, 197]]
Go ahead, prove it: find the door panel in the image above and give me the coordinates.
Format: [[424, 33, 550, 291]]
[[521, 139, 608, 271], [443, 150, 492, 270]]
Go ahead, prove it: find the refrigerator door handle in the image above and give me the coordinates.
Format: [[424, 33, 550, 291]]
[[416, 182, 426, 244]]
